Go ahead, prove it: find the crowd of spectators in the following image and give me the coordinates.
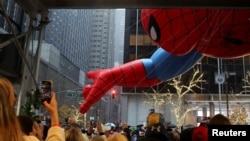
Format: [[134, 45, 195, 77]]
[[0, 76, 233, 141]]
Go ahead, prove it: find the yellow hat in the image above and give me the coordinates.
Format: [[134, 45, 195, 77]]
[[147, 113, 165, 127]]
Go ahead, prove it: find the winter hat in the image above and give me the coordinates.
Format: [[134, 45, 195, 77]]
[[147, 113, 165, 127], [192, 126, 208, 141]]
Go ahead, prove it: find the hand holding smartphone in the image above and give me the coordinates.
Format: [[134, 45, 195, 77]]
[[40, 80, 52, 104]]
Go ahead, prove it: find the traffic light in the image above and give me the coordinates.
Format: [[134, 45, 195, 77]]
[[111, 89, 116, 99]]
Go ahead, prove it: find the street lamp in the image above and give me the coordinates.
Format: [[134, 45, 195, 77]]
[[215, 70, 236, 117], [215, 73, 225, 113], [207, 59, 237, 117], [215, 58, 223, 114]]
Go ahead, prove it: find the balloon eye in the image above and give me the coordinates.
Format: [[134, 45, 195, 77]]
[[148, 14, 161, 42], [150, 26, 157, 40]]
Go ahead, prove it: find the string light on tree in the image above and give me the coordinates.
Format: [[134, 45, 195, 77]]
[[229, 105, 248, 125], [143, 67, 205, 129]]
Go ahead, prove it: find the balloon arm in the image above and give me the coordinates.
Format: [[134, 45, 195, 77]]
[[143, 48, 203, 80], [79, 59, 161, 114]]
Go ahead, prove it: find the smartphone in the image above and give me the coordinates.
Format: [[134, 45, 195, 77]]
[[90, 120, 96, 127], [40, 80, 52, 103]]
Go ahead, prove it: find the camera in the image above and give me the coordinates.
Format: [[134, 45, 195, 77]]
[[40, 80, 52, 103]]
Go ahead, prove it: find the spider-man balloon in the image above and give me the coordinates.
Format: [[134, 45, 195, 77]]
[[79, 8, 250, 114], [141, 9, 250, 58]]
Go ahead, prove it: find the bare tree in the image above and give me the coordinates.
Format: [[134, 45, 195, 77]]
[[58, 104, 84, 125], [228, 70, 250, 125], [144, 67, 205, 129], [229, 105, 248, 125], [58, 104, 71, 122], [70, 105, 84, 124]]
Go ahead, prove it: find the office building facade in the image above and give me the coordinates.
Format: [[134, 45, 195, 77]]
[[87, 9, 125, 123], [44, 9, 93, 84]]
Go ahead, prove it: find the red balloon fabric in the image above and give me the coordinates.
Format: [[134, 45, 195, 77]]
[[141, 9, 250, 58], [79, 60, 161, 114]]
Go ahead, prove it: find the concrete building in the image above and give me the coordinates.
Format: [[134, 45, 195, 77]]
[[44, 9, 93, 84]]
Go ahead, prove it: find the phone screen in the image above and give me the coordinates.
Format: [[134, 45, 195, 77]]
[[40, 80, 52, 103]]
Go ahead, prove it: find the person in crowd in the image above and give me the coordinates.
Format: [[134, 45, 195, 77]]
[[69, 123, 90, 141], [18, 115, 43, 140], [82, 133, 90, 141], [34, 120, 44, 141], [136, 137, 162, 141], [137, 112, 171, 141], [90, 135, 107, 141], [134, 124, 145, 140], [0, 76, 65, 141], [208, 114, 231, 125], [141, 123, 171, 141], [87, 121, 97, 137], [39, 90, 65, 141], [87, 120, 109, 137], [65, 125, 86, 141], [0, 76, 24, 141], [199, 122, 207, 127], [108, 126, 116, 135], [18, 115, 37, 136], [171, 129, 180, 141], [121, 122, 131, 141], [179, 127, 195, 141], [42, 122, 50, 140], [64, 122, 89, 141], [191, 125, 208, 141], [68, 117, 77, 125], [189, 121, 208, 141], [95, 121, 113, 138], [107, 133, 128, 141]]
